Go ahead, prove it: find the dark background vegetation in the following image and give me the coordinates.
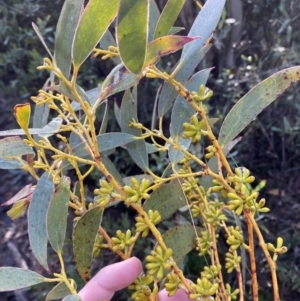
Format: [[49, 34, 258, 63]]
[[0, 0, 299, 300]]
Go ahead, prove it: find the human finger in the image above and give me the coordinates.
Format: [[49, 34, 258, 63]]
[[78, 257, 142, 301]]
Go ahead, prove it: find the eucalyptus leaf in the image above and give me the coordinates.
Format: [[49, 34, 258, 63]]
[[72, 0, 119, 68], [47, 177, 71, 253], [73, 206, 103, 282], [162, 225, 202, 264], [143, 181, 187, 220], [46, 282, 72, 301], [120, 90, 149, 170], [180, 0, 226, 65], [168, 135, 191, 164], [154, 0, 185, 39], [28, 171, 54, 270], [62, 295, 82, 301], [0, 136, 34, 157], [219, 65, 300, 147], [148, 0, 160, 42], [0, 267, 45, 291], [117, 0, 149, 74], [0, 158, 27, 170], [54, 0, 83, 79]]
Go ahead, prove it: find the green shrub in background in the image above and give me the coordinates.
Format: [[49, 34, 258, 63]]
[[0, 0, 300, 301]]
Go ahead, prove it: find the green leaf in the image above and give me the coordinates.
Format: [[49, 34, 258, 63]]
[[46, 282, 72, 301], [0, 158, 27, 170], [117, 0, 149, 74], [32, 23, 53, 58], [73, 0, 119, 68], [28, 171, 54, 270], [219, 65, 300, 147], [101, 155, 125, 186], [114, 101, 121, 127], [158, 44, 211, 117], [146, 143, 159, 154], [73, 206, 103, 282], [47, 177, 71, 253], [180, 0, 225, 64], [0, 267, 45, 292], [168, 135, 191, 164], [0, 118, 62, 137], [62, 295, 81, 301], [33, 103, 50, 131], [0, 136, 34, 157], [154, 0, 185, 39], [99, 64, 141, 103], [200, 156, 218, 191], [148, 0, 160, 42], [72, 86, 102, 111], [120, 90, 149, 170], [143, 181, 187, 220], [168, 26, 184, 35], [144, 36, 196, 68], [99, 100, 109, 134], [171, 68, 213, 136], [54, 0, 83, 79], [162, 225, 201, 264]]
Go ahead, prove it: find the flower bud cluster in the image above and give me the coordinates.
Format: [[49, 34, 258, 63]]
[[266, 237, 288, 261], [189, 277, 218, 300], [124, 178, 151, 205], [165, 271, 181, 297], [111, 229, 135, 251], [94, 179, 120, 208], [205, 145, 217, 159], [182, 115, 206, 143], [135, 210, 161, 237], [204, 204, 227, 227], [201, 264, 222, 280], [128, 274, 154, 301], [182, 177, 199, 195], [196, 231, 213, 256], [225, 252, 241, 273], [191, 84, 214, 103], [225, 283, 239, 300], [226, 226, 244, 251], [208, 179, 228, 198], [146, 246, 173, 280]]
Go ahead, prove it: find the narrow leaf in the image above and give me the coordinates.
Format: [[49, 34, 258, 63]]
[[168, 26, 184, 35], [143, 181, 187, 220], [0, 267, 45, 291], [219, 65, 300, 147], [0, 118, 62, 137], [28, 172, 54, 270], [114, 101, 121, 127], [0, 136, 34, 157], [2, 184, 33, 206], [72, 0, 119, 68], [99, 101, 109, 134], [33, 103, 50, 136], [180, 0, 225, 64], [120, 90, 149, 170], [0, 158, 27, 169], [101, 155, 125, 186], [72, 86, 101, 111], [158, 44, 211, 117], [46, 282, 72, 301], [162, 225, 201, 264], [148, 0, 160, 42], [144, 36, 197, 68], [47, 177, 71, 253], [73, 206, 103, 282], [117, 0, 149, 74], [154, 0, 185, 39], [168, 135, 191, 164], [32, 23, 53, 58], [54, 0, 83, 79], [14, 103, 31, 131], [99, 64, 141, 103]]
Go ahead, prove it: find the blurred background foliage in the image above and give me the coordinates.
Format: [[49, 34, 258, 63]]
[[0, 0, 300, 300]]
